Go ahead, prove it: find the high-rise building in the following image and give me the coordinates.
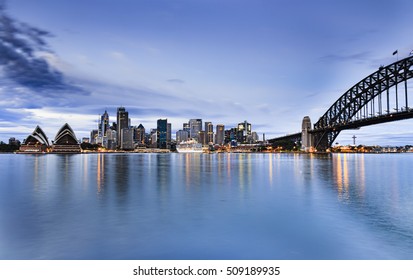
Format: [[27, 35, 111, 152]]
[[157, 119, 168, 149], [183, 123, 190, 134], [116, 107, 129, 147], [121, 128, 134, 150], [205, 122, 214, 144], [198, 131, 206, 146], [189, 119, 202, 141], [106, 128, 117, 150], [134, 124, 145, 145], [99, 110, 109, 138], [167, 123, 172, 144], [176, 130, 189, 143], [215, 124, 225, 145], [150, 129, 157, 148], [90, 129, 98, 144], [237, 120, 251, 143]]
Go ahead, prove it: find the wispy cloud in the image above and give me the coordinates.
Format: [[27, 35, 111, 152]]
[[166, 78, 185, 84], [319, 51, 372, 64], [0, 3, 86, 94]]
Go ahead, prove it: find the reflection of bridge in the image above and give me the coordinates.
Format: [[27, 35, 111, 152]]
[[270, 55, 413, 151]]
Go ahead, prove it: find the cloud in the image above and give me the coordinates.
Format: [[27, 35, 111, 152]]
[[166, 78, 185, 84], [0, 3, 86, 94], [319, 51, 372, 64]]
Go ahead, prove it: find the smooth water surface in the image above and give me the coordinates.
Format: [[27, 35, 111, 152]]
[[1, 153, 412, 259]]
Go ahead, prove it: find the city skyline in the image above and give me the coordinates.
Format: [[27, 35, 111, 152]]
[[1, 0, 413, 145]]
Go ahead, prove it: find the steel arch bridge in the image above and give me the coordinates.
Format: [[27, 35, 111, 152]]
[[270, 55, 413, 150]]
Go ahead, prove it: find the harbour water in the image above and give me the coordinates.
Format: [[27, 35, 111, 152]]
[[0, 153, 412, 259]]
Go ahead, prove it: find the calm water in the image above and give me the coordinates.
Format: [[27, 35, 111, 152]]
[[0, 152, 412, 259]]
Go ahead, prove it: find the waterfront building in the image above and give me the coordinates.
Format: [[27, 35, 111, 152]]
[[237, 120, 252, 143], [116, 107, 129, 147], [120, 128, 134, 150], [99, 110, 109, 138], [51, 123, 81, 153], [134, 124, 145, 145], [82, 137, 90, 143], [106, 128, 117, 150], [167, 123, 172, 144], [251, 132, 259, 143], [176, 130, 189, 143], [90, 129, 98, 144], [215, 124, 225, 145], [198, 131, 206, 146], [183, 122, 190, 133], [157, 119, 168, 149], [225, 128, 238, 144], [205, 122, 214, 144], [189, 119, 202, 141], [150, 129, 157, 148], [19, 126, 50, 153]]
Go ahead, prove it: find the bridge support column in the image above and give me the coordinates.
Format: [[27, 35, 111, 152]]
[[301, 116, 313, 152]]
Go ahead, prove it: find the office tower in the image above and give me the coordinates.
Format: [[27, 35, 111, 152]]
[[99, 110, 109, 138], [150, 129, 157, 148], [157, 119, 168, 149], [121, 128, 134, 150], [215, 124, 225, 145], [90, 129, 98, 144], [116, 107, 129, 147], [237, 120, 251, 143], [198, 131, 206, 146], [176, 130, 189, 143], [189, 119, 202, 141], [225, 128, 237, 144], [205, 122, 214, 144], [167, 123, 172, 143], [183, 123, 190, 133], [134, 124, 145, 145], [106, 128, 117, 150]]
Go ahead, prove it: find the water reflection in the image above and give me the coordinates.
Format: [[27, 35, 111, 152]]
[[114, 155, 129, 197], [3, 153, 413, 259]]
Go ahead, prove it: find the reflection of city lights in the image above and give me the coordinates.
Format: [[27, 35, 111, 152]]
[[268, 153, 273, 184], [343, 154, 349, 194], [336, 154, 343, 195], [356, 154, 366, 197], [97, 153, 104, 193], [335, 154, 350, 200]]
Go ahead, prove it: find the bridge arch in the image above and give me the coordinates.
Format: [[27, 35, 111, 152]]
[[313, 55, 413, 150]]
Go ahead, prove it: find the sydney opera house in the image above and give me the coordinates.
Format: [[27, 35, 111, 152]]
[[19, 123, 81, 153]]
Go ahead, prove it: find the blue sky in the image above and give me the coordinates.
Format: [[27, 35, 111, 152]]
[[1, 0, 413, 145]]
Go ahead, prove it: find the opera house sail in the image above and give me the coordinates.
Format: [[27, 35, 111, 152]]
[[19, 126, 50, 153], [51, 123, 81, 153]]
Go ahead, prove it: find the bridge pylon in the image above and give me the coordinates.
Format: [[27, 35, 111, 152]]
[[301, 116, 314, 152]]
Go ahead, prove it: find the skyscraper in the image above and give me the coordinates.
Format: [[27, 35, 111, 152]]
[[99, 110, 109, 138], [176, 130, 189, 143], [121, 128, 134, 150], [205, 122, 214, 144], [215, 124, 225, 145], [117, 107, 129, 148], [167, 123, 172, 144], [189, 119, 202, 141], [134, 124, 145, 145], [237, 120, 251, 143], [157, 119, 168, 149]]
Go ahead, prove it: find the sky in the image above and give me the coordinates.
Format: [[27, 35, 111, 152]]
[[1, 0, 413, 146]]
